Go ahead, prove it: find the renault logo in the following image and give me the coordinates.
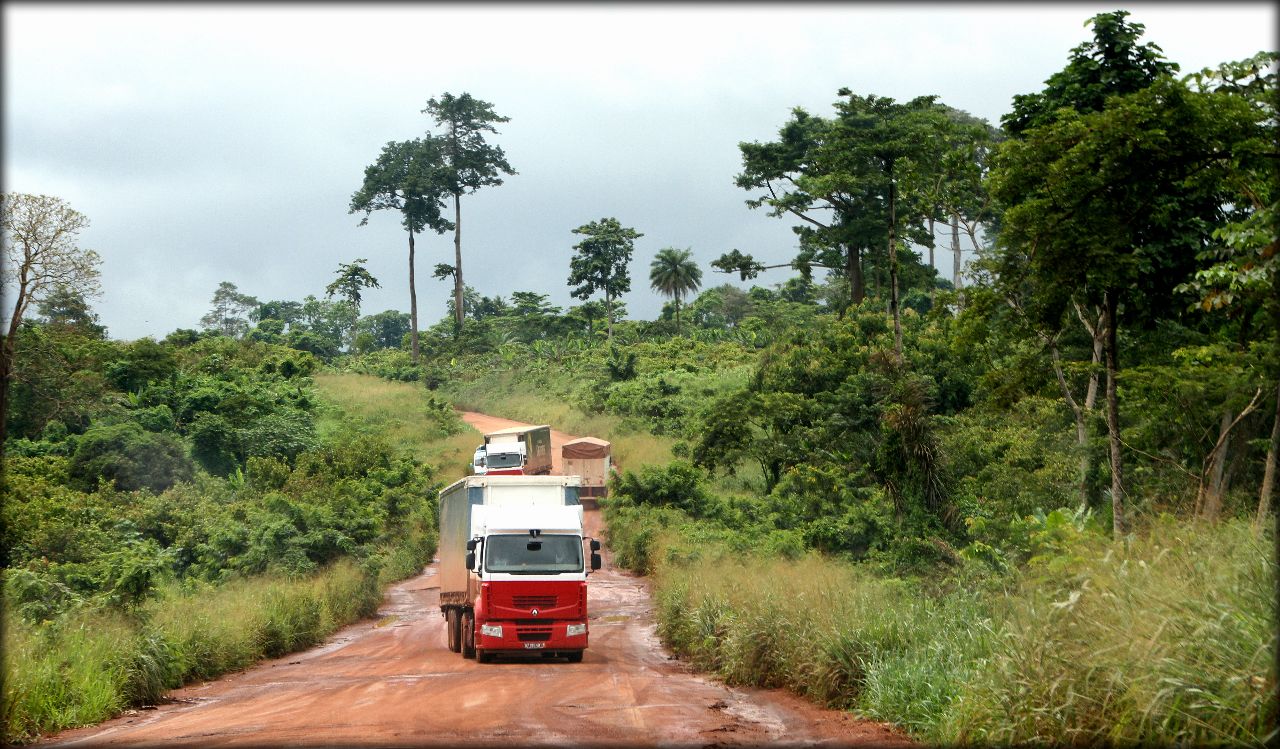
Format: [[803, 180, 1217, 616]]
[[531, 608, 539, 617]]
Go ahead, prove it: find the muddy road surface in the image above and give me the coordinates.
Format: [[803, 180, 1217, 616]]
[[40, 415, 911, 748]]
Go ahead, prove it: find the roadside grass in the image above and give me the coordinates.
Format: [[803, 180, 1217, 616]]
[[940, 517, 1276, 746], [2, 559, 390, 744], [611, 506, 1277, 746], [4, 374, 450, 745]]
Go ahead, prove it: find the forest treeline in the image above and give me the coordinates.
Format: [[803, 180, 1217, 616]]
[[1, 9, 1275, 747]]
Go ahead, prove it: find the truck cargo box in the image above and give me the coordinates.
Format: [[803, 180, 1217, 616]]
[[562, 437, 611, 500], [483, 425, 553, 475], [437, 475, 581, 606]]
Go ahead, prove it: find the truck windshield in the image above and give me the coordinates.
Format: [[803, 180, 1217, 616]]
[[486, 452, 523, 469], [485, 535, 583, 574]]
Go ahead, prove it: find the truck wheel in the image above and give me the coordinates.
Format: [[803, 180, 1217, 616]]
[[461, 610, 476, 659], [446, 609, 461, 653], [566, 651, 584, 663]]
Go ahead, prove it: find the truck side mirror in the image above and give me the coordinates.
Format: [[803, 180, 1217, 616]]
[[465, 551, 476, 570], [466, 539, 477, 551], [590, 539, 601, 552], [590, 552, 601, 571]]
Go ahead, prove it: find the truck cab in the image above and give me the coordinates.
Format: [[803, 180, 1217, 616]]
[[481, 442, 526, 476], [464, 504, 601, 662]]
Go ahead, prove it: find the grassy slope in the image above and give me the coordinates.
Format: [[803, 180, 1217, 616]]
[[314, 372, 479, 478]]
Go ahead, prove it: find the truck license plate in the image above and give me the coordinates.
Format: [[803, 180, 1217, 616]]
[[524, 642, 545, 649]]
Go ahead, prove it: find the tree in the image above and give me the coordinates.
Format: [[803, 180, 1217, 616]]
[[928, 109, 1000, 293], [649, 248, 703, 334], [566, 300, 608, 337], [356, 309, 412, 350], [980, 10, 1186, 516], [689, 284, 753, 330], [199, 281, 260, 338], [36, 285, 107, 338], [2, 193, 101, 455], [825, 90, 952, 355], [252, 300, 304, 328], [325, 258, 381, 312], [421, 92, 516, 328], [350, 137, 453, 363], [1172, 52, 1280, 528], [735, 90, 957, 350], [1002, 10, 1179, 137], [735, 108, 870, 307], [295, 294, 356, 356], [567, 218, 642, 342], [987, 75, 1263, 537]]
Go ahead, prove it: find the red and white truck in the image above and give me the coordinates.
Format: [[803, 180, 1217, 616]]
[[437, 475, 600, 663]]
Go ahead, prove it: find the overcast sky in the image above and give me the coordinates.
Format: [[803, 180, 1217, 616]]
[[4, 2, 1276, 342]]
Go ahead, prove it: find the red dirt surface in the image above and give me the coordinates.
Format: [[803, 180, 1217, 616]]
[[37, 414, 913, 749]]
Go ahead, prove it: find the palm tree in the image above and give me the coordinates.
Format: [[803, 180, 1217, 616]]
[[649, 247, 703, 334]]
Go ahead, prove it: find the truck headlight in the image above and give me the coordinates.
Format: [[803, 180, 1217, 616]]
[[480, 624, 503, 638], [566, 623, 587, 637]]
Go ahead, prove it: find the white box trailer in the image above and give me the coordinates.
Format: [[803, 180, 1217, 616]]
[[437, 475, 583, 608]]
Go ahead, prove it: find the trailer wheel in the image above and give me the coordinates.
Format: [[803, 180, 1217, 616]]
[[566, 651, 583, 663], [446, 609, 461, 653], [461, 610, 476, 659]]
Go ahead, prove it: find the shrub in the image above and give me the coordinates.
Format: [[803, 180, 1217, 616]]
[[187, 412, 239, 476], [611, 460, 714, 516], [68, 423, 194, 493]]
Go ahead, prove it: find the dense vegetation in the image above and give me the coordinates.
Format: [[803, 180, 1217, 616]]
[[3, 9, 1275, 747], [0, 325, 455, 742]]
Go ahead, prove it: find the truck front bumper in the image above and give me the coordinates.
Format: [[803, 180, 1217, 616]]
[[476, 620, 588, 654]]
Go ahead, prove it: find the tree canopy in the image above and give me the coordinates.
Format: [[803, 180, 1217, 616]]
[[421, 92, 516, 328], [567, 217, 643, 341], [649, 248, 703, 333]]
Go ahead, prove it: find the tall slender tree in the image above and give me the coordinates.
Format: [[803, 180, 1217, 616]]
[[825, 90, 951, 355], [350, 137, 452, 363], [648, 248, 703, 333], [567, 218, 642, 342], [325, 258, 381, 312], [421, 92, 516, 329], [735, 108, 874, 308]]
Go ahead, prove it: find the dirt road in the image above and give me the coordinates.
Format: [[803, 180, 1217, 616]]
[[40, 414, 911, 748]]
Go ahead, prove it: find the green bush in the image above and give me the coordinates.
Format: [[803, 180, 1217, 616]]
[[611, 460, 714, 516], [67, 423, 193, 493]]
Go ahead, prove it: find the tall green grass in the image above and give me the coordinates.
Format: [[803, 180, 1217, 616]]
[[618, 507, 1276, 746], [942, 518, 1276, 746], [2, 557, 398, 744]]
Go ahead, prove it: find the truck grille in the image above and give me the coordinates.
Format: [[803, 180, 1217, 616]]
[[517, 626, 553, 642], [513, 595, 557, 608]]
